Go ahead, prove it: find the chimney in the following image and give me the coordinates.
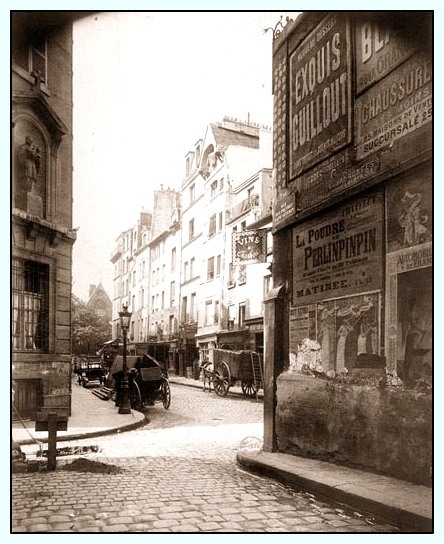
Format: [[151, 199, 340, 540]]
[[89, 285, 96, 298]]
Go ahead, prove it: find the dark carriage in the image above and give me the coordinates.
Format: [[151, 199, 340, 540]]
[[75, 357, 107, 387], [211, 349, 264, 398], [108, 353, 171, 411]]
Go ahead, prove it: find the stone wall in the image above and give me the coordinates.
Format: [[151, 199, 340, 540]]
[[276, 371, 432, 486]]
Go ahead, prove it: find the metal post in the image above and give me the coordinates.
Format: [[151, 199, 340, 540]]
[[118, 327, 131, 414], [47, 413, 58, 471]]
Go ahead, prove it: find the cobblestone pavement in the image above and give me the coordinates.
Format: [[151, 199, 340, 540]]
[[12, 384, 402, 533]]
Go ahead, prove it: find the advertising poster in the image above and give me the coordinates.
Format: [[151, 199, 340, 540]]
[[293, 189, 383, 304], [329, 293, 379, 373], [355, 51, 432, 161], [289, 14, 351, 178], [289, 294, 380, 374], [355, 16, 420, 94], [386, 164, 432, 253]]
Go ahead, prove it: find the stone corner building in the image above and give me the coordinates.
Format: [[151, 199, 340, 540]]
[[11, 12, 87, 420], [265, 11, 432, 486]]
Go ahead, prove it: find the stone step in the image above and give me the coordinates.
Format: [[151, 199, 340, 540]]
[[91, 389, 110, 401]]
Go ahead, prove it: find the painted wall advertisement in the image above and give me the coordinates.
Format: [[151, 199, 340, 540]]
[[354, 17, 420, 94], [355, 51, 432, 161], [293, 189, 383, 304], [294, 148, 381, 212], [289, 14, 351, 179], [232, 229, 267, 265]]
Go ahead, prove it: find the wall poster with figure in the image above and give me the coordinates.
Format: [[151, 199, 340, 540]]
[[289, 292, 380, 374], [385, 163, 432, 382]]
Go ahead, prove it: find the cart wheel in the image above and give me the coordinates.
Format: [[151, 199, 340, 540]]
[[130, 381, 142, 411], [161, 378, 171, 409], [241, 380, 257, 398], [213, 361, 230, 397]]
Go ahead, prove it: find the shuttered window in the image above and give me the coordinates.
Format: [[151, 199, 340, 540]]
[[13, 31, 47, 84]]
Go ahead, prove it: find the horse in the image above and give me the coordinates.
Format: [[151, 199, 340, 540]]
[[199, 360, 214, 392]]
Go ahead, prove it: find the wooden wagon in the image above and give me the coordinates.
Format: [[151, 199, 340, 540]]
[[107, 354, 171, 410], [211, 349, 264, 398]]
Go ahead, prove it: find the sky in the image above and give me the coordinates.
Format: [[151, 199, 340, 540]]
[[72, 11, 297, 302]]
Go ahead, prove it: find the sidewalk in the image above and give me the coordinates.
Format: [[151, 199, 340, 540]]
[[12, 378, 146, 447], [12, 375, 432, 532]]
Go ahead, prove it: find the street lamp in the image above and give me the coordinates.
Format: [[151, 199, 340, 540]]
[[118, 304, 132, 414]]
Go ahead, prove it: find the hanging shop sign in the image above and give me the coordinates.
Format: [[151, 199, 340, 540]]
[[289, 14, 351, 179], [355, 51, 432, 161], [355, 17, 420, 94], [232, 229, 267, 265], [293, 189, 383, 304]]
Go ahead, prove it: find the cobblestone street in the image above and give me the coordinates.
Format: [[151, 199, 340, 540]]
[[12, 383, 402, 533]]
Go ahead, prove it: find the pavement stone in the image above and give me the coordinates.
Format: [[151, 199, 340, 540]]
[[10, 377, 432, 534]]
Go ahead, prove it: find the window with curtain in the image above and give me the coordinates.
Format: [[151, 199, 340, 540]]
[[12, 258, 49, 351]]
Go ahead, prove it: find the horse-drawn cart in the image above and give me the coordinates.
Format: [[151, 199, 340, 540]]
[[211, 349, 264, 398], [107, 354, 171, 411]]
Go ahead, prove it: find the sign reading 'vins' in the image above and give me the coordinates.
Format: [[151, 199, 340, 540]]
[[232, 230, 267, 266], [289, 14, 351, 179], [293, 190, 383, 303]]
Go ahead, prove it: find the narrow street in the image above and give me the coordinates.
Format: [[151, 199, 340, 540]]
[[12, 383, 402, 533]]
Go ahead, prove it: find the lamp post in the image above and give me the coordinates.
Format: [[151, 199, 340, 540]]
[[118, 304, 132, 414]]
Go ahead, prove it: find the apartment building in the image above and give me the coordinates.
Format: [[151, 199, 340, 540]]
[[194, 118, 273, 362], [178, 141, 204, 373], [110, 210, 152, 342]]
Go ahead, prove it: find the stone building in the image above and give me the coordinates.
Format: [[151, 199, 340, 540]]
[[85, 283, 112, 323], [266, 11, 432, 486], [11, 13, 87, 419]]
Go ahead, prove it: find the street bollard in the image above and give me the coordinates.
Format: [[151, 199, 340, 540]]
[[35, 412, 68, 471]]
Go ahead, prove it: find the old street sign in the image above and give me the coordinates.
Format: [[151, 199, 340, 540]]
[[293, 189, 383, 304], [232, 230, 267, 266], [289, 14, 352, 179]]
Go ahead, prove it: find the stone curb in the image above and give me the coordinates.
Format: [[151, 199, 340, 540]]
[[14, 414, 149, 447], [236, 451, 433, 533]]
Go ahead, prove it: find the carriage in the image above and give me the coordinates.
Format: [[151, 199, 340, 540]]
[[75, 358, 107, 387], [210, 349, 264, 398], [107, 353, 171, 410]]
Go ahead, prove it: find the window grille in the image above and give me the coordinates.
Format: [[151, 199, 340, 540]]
[[12, 258, 49, 351]]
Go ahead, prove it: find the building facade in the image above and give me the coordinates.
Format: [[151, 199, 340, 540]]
[[109, 118, 274, 377], [11, 13, 85, 419], [193, 118, 273, 362], [266, 11, 432, 485], [111, 211, 152, 341], [86, 283, 112, 323]]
